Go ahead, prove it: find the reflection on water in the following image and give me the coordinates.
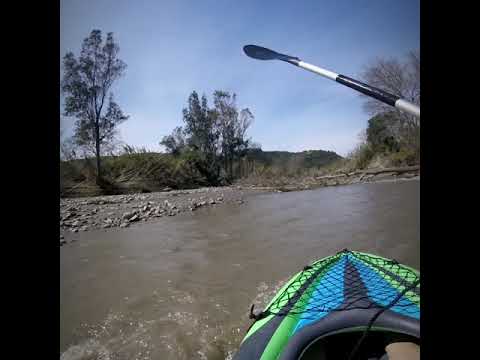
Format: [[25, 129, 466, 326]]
[[60, 180, 419, 359]]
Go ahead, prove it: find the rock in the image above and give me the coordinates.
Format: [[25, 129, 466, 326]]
[[216, 196, 223, 202], [209, 199, 216, 205], [60, 234, 64, 239], [79, 225, 88, 232], [122, 212, 134, 220], [142, 205, 149, 212], [120, 222, 129, 228], [72, 228, 79, 233], [71, 220, 81, 227], [128, 214, 140, 222], [60, 239, 66, 246], [102, 224, 111, 229], [62, 212, 74, 220], [104, 218, 113, 225]]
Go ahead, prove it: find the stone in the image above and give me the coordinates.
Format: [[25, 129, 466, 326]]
[[60, 239, 66, 246], [122, 212, 134, 220], [128, 214, 139, 222], [120, 222, 129, 228], [209, 199, 216, 205]]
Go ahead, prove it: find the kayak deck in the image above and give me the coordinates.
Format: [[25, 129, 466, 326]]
[[234, 250, 420, 360]]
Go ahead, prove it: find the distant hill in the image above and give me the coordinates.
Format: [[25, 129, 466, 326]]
[[245, 149, 342, 169]]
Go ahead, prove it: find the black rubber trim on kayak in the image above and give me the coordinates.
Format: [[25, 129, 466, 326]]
[[233, 256, 342, 360], [279, 309, 419, 360], [350, 253, 420, 297], [346, 278, 421, 360], [336, 75, 400, 107]]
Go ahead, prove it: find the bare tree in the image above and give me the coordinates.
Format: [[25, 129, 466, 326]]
[[361, 50, 420, 149], [61, 30, 128, 184]]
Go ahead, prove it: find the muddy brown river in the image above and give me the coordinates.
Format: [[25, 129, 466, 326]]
[[60, 180, 419, 360]]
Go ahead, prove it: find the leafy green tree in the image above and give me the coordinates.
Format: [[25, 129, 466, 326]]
[[366, 112, 400, 153], [181, 91, 221, 183], [61, 30, 128, 184], [160, 126, 186, 156], [212, 91, 253, 180]]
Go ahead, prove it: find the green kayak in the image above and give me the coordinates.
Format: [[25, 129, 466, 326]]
[[234, 249, 420, 360]]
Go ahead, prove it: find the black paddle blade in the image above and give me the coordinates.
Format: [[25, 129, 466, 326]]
[[243, 45, 300, 63]]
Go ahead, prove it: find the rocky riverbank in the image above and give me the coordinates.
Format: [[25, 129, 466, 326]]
[[60, 186, 270, 245], [60, 166, 420, 246], [236, 165, 420, 192]]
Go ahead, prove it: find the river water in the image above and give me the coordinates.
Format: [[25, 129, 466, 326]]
[[60, 180, 419, 360]]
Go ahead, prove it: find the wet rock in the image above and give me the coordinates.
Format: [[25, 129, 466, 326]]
[[62, 212, 74, 221], [79, 225, 88, 232], [60, 238, 66, 246], [209, 198, 216, 205], [216, 196, 224, 202], [120, 222, 129, 228], [122, 211, 135, 220], [72, 228, 79, 233], [128, 214, 140, 222]]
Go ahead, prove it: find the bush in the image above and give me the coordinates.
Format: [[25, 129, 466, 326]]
[[388, 148, 419, 167], [348, 143, 375, 170]]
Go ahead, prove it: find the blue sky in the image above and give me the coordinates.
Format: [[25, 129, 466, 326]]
[[60, 0, 419, 156]]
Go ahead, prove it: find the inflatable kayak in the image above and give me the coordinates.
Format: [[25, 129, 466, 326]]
[[234, 249, 420, 360]]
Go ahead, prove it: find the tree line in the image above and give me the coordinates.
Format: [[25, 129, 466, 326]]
[[160, 90, 254, 184], [60, 29, 255, 186], [60, 29, 420, 190]]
